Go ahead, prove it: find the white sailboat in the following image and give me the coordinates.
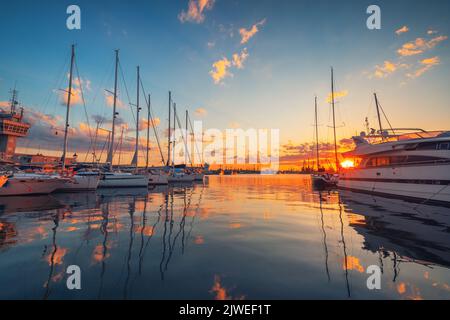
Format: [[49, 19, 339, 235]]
[[56, 44, 100, 192], [0, 173, 69, 196], [312, 69, 339, 188], [338, 93, 450, 205], [167, 102, 194, 183], [142, 92, 168, 185], [59, 171, 100, 191], [99, 52, 149, 188]]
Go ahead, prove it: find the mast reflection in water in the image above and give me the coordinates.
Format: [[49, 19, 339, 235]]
[[0, 175, 449, 300]]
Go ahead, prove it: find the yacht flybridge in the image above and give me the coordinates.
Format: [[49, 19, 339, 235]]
[[338, 129, 450, 205]]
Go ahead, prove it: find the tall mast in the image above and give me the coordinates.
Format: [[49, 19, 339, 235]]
[[331, 67, 339, 173], [118, 127, 124, 167], [107, 50, 119, 171], [61, 44, 75, 171], [172, 102, 176, 170], [185, 109, 188, 166], [374, 93, 383, 136], [146, 94, 151, 169], [314, 96, 320, 171], [132, 66, 140, 169], [167, 91, 172, 166]]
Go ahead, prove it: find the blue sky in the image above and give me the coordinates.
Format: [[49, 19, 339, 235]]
[[0, 0, 449, 165]]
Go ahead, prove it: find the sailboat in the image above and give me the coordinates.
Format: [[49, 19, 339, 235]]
[[142, 91, 168, 185], [167, 102, 194, 183], [98, 51, 149, 188], [185, 109, 204, 181], [312, 69, 339, 188], [56, 45, 100, 192]]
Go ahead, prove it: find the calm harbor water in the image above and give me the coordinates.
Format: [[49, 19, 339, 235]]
[[0, 175, 449, 300]]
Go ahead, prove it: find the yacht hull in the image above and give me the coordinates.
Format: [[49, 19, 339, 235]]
[[57, 175, 100, 192], [338, 163, 450, 204], [98, 173, 149, 188], [0, 176, 68, 196], [168, 175, 195, 183]]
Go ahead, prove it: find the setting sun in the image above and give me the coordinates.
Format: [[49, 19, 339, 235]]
[[340, 159, 355, 168]]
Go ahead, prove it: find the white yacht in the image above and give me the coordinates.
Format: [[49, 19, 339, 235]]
[[98, 172, 149, 188], [338, 130, 450, 205], [0, 173, 69, 196]]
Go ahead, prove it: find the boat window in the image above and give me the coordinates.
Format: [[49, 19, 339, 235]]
[[376, 157, 390, 166], [390, 156, 407, 164], [416, 142, 438, 150], [364, 155, 446, 167], [404, 155, 446, 163], [438, 142, 450, 150]]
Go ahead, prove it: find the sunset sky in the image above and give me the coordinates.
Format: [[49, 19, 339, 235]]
[[0, 0, 449, 168]]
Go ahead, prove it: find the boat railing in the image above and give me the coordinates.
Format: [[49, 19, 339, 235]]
[[364, 129, 446, 144]]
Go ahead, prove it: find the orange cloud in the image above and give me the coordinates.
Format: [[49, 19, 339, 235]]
[[194, 108, 207, 117], [373, 60, 408, 78], [407, 56, 440, 79], [178, 0, 215, 24], [139, 117, 161, 131], [395, 26, 409, 35], [59, 87, 83, 106], [239, 19, 266, 44], [232, 48, 249, 69], [397, 35, 447, 56], [0, 101, 9, 108], [210, 48, 250, 84], [105, 91, 125, 109], [210, 57, 232, 84], [326, 90, 348, 103]]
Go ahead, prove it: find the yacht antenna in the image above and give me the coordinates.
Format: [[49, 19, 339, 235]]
[[9, 84, 18, 115], [374, 92, 383, 136]]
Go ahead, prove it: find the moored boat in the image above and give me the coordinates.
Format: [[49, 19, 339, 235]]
[[147, 169, 169, 185], [337, 93, 450, 205], [168, 169, 195, 183], [338, 129, 450, 205], [98, 172, 149, 188], [56, 171, 100, 192], [0, 173, 69, 196]]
